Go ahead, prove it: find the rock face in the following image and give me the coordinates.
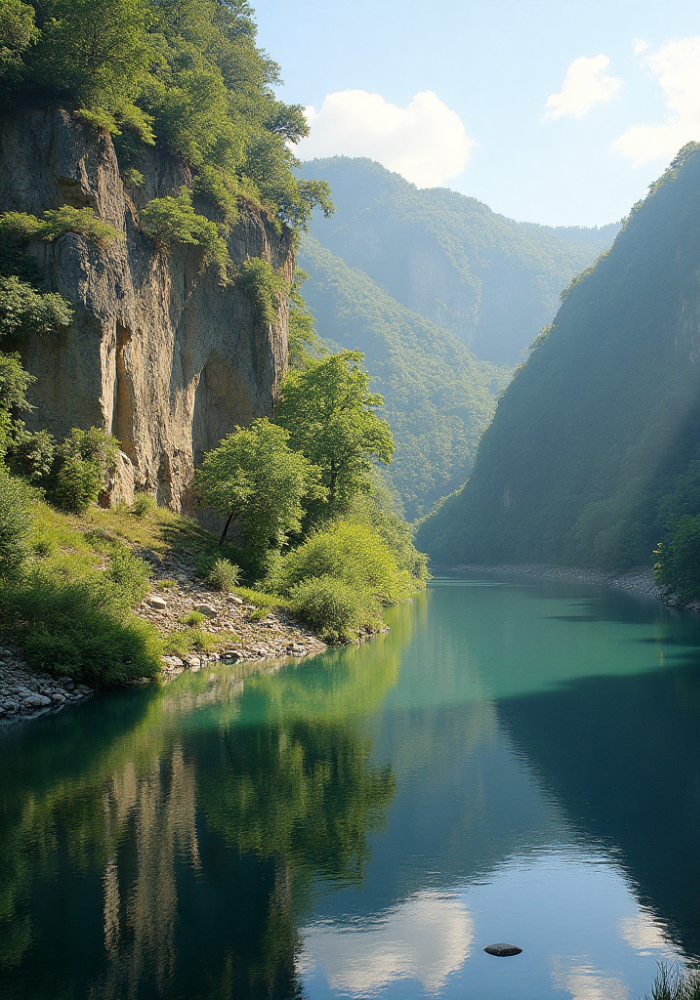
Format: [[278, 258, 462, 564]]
[[0, 108, 293, 509]]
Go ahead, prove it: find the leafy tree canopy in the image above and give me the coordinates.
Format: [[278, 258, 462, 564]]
[[194, 417, 325, 559], [0, 0, 334, 229], [275, 350, 394, 515]]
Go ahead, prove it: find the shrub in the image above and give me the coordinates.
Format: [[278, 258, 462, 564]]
[[141, 188, 230, 272], [288, 575, 373, 644], [206, 557, 240, 592], [122, 168, 145, 188], [130, 491, 157, 517], [181, 610, 205, 627], [0, 570, 162, 685], [269, 520, 413, 606], [0, 465, 33, 576], [52, 456, 104, 513], [238, 258, 287, 326], [6, 425, 55, 482], [0, 275, 73, 338], [107, 547, 150, 604], [164, 628, 216, 657], [0, 207, 123, 246]]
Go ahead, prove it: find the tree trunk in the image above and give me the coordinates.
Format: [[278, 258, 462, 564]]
[[219, 510, 235, 546]]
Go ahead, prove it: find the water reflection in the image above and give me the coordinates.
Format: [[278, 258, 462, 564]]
[[0, 600, 419, 999], [2, 581, 700, 999]]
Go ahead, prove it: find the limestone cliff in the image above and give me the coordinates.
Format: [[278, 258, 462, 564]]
[[0, 108, 293, 508]]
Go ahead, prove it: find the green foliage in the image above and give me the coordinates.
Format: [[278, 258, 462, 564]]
[[6, 424, 55, 481], [206, 556, 241, 591], [0, 349, 33, 451], [417, 144, 700, 571], [129, 491, 158, 517], [0, 274, 73, 338], [107, 547, 150, 603], [301, 156, 616, 367], [1, 0, 332, 229], [181, 609, 205, 626], [654, 516, 700, 603], [0, 464, 34, 576], [238, 257, 286, 326], [268, 519, 416, 610], [288, 575, 371, 644], [0, 0, 38, 81], [50, 427, 120, 512], [141, 188, 230, 271], [0, 207, 123, 246], [275, 350, 394, 516], [0, 569, 162, 684], [287, 267, 326, 369], [52, 457, 104, 513], [298, 235, 508, 518], [195, 417, 325, 570], [121, 167, 145, 188]]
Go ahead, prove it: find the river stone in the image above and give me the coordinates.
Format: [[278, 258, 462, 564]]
[[146, 595, 167, 610], [484, 943, 522, 957]]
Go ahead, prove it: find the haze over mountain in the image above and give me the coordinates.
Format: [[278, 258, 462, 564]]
[[301, 157, 618, 366], [298, 237, 508, 519], [417, 144, 700, 570]]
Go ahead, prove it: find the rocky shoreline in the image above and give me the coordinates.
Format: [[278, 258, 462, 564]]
[[0, 571, 326, 727], [449, 563, 699, 606], [0, 645, 92, 725]]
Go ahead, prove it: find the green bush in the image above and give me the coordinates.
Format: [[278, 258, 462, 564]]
[[0, 465, 34, 576], [206, 557, 240, 592], [288, 575, 373, 644], [0, 207, 123, 246], [0, 570, 162, 685], [141, 189, 230, 272], [6, 425, 55, 482], [181, 610, 205, 627], [269, 520, 413, 606], [52, 456, 104, 513], [654, 515, 700, 603], [130, 491, 157, 517], [0, 274, 73, 338], [238, 258, 287, 326], [107, 547, 150, 604]]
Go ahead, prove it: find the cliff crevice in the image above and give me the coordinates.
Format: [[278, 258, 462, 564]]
[[0, 108, 293, 508]]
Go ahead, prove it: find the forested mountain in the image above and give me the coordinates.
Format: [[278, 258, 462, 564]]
[[298, 237, 508, 519], [300, 157, 618, 365], [417, 144, 700, 571]]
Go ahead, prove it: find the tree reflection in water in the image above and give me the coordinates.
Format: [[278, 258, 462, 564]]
[[0, 599, 420, 999]]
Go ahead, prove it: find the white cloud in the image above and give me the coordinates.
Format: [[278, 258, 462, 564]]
[[297, 90, 475, 187], [550, 957, 629, 1000], [634, 38, 650, 56], [545, 55, 622, 120], [299, 890, 474, 995], [614, 37, 700, 166]]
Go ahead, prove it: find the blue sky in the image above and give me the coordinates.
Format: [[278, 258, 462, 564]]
[[253, 0, 700, 227]]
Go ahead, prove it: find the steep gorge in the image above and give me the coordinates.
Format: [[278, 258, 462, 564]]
[[0, 108, 293, 509]]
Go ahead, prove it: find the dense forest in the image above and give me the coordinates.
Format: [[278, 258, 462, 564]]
[[298, 236, 508, 519], [301, 156, 617, 366], [417, 143, 700, 584]]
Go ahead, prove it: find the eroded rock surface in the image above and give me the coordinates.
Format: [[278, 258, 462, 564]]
[[0, 108, 293, 509]]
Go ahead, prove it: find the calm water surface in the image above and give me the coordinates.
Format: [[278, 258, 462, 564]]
[[2, 575, 700, 999]]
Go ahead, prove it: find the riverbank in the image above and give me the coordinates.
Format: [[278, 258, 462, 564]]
[[450, 563, 664, 600]]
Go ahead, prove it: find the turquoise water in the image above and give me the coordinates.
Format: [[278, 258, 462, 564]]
[[2, 575, 700, 999]]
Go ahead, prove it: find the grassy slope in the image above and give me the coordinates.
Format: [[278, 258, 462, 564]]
[[298, 235, 510, 520], [417, 145, 700, 570]]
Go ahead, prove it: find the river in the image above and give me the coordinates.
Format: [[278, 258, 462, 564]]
[[2, 574, 700, 999]]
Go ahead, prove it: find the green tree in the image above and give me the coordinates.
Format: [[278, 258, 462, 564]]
[[0, 274, 73, 338], [194, 417, 325, 566], [275, 351, 394, 514], [0, 0, 38, 81]]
